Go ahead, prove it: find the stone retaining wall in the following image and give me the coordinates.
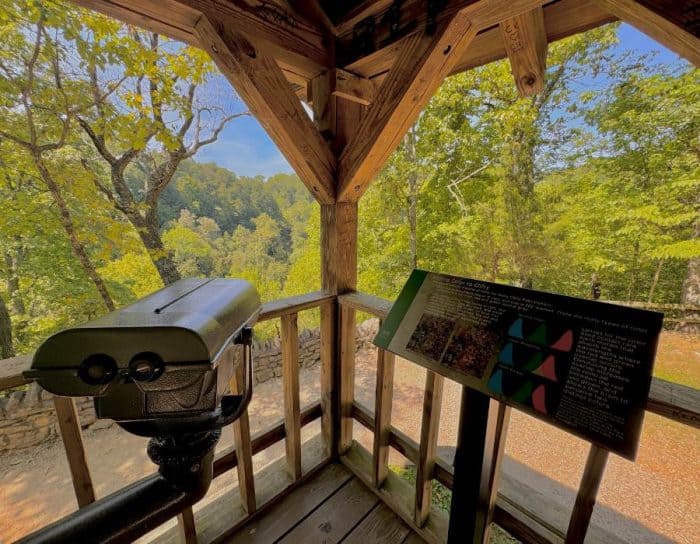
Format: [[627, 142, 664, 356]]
[[0, 319, 380, 452]]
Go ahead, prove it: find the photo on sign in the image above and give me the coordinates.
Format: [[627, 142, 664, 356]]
[[406, 313, 454, 361], [440, 322, 502, 379]]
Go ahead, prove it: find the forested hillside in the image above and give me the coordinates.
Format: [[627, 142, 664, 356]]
[[0, 0, 697, 358]]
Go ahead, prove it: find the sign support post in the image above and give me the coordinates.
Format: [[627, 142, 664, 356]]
[[448, 387, 510, 544]]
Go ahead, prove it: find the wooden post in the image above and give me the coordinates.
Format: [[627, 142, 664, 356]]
[[320, 300, 334, 456], [177, 507, 198, 544], [415, 371, 444, 526], [565, 445, 609, 544], [281, 313, 302, 480], [53, 396, 96, 507], [372, 343, 395, 487], [231, 346, 256, 513]]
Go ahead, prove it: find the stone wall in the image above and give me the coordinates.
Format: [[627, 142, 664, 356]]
[[0, 319, 380, 453]]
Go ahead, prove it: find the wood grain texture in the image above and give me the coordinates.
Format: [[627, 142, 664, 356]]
[[278, 478, 378, 543], [231, 346, 257, 514], [565, 445, 609, 544], [414, 371, 444, 527], [372, 342, 395, 487], [194, 16, 336, 204], [647, 377, 700, 429], [342, 502, 412, 544], [338, 291, 393, 319], [0, 354, 32, 390], [501, 7, 547, 96], [226, 463, 352, 544], [258, 290, 334, 321], [339, 305, 357, 454], [320, 301, 335, 455], [310, 70, 336, 136], [281, 313, 302, 480], [337, 11, 479, 201], [595, 0, 700, 66], [334, 69, 377, 105], [52, 396, 96, 507], [177, 507, 198, 544]]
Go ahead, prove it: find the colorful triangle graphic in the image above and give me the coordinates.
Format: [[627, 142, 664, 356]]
[[551, 330, 574, 352], [523, 351, 545, 371], [488, 370, 503, 394], [533, 355, 557, 381], [498, 343, 514, 365], [512, 381, 534, 403], [532, 385, 547, 414], [528, 324, 548, 345], [508, 319, 524, 339]]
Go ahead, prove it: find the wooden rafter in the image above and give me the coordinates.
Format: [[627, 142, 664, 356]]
[[308, 69, 377, 106], [194, 15, 336, 204], [501, 7, 548, 96], [595, 0, 700, 66], [337, 0, 544, 201]]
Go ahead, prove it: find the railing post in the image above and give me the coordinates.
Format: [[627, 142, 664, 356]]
[[231, 346, 256, 513], [415, 371, 444, 526], [320, 300, 335, 456], [281, 312, 302, 480], [372, 343, 395, 487], [52, 396, 95, 508], [177, 507, 198, 544], [565, 445, 609, 543]]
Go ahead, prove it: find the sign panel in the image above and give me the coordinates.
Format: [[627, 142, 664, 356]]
[[374, 270, 664, 459]]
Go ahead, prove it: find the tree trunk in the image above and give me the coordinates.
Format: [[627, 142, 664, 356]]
[[34, 155, 116, 312], [130, 207, 181, 285], [4, 249, 26, 314], [0, 294, 14, 359], [406, 127, 418, 270], [680, 219, 700, 332], [647, 258, 664, 303], [626, 240, 640, 302]]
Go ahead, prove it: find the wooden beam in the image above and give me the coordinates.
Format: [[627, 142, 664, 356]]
[[230, 347, 256, 514], [194, 16, 336, 204], [337, 10, 479, 202], [501, 7, 548, 96], [281, 313, 303, 480], [372, 342, 395, 487], [310, 71, 336, 136], [334, 69, 377, 105], [595, 0, 700, 66], [53, 397, 96, 508], [415, 371, 444, 527], [565, 445, 609, 544], [334, 0, 395, 36], [287, 0, 338, 36], [320, 301, 334, 456], [177, 507, 198, 544]]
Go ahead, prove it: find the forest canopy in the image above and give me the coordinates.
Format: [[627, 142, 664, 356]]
[[0, 0, 698, 358]]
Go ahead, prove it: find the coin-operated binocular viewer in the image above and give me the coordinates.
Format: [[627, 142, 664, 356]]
[[21, 278, 261, 544]]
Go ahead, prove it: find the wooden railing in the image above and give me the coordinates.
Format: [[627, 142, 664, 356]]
[[337, 291, 700, 544], [0, 290, 335, 544], [1, 290, 699, 544]]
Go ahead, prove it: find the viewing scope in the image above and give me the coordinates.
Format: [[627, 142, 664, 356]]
[[25, 278, 261, 437]]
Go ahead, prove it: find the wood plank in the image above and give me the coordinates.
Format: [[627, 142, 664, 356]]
[[594, 0, 700, 66], [337, 11, 479, 202], [258, 291, 335, 321], [194, 16, 336, 204], [647, 378, 700, 429], [281, 313, 302, 480], [342, 442, 449, 544], [0, 354, 32, 390], [415, 372, 444, 527], [310, 70, 336, 136], [53, 396, 96, 507], [334, 69, 377, 106], [402, 533, 428, 544], [373, 343, 395, 487], [338, 291, 393, 319], [565, 445, 609, 544], [227, 463, 352, 544], [278, 478, 378, 543], [343, 502, 411, 544], [501, 6, 547, 96], [320, 301, 334, 455], [333, 0, 395, 36], [213, 402, 322, 478], [231, 347, 256, 514], [339, 305, 357, 454], [177, 507, 198, 544]]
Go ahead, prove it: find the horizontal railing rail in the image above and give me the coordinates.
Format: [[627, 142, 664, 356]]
[[337, 291, 700, 544], [0, 290, 335, 544]]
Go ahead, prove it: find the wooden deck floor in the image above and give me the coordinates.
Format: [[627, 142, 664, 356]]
[[225, 462, 426, 544]]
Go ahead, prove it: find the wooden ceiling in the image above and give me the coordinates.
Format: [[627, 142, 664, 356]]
[[70, 0, 699, 99]]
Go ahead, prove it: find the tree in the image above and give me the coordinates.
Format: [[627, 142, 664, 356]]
[[0, 4, 116, 310], [0, 294, 13, 358], [71, 12, 248, 284]]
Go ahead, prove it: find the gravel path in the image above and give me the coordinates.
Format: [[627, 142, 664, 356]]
[[1, 333, 698, 543]]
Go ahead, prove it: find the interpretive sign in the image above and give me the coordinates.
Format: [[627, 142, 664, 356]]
[[374, 270, 664, 459]]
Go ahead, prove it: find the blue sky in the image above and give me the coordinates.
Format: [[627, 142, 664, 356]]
[[193, 23, 684, 178]]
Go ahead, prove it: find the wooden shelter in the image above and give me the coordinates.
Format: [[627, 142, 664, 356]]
[[1, 1, 699, 543]]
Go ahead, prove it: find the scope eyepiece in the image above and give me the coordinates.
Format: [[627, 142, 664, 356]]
[[129, 352, 164, 382], [78, 354, 118, 385]]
